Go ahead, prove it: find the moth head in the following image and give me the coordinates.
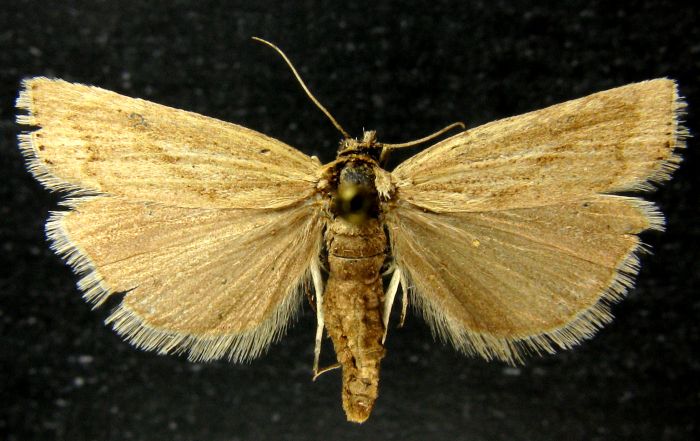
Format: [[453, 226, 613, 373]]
[[337, 130, 381, 159]]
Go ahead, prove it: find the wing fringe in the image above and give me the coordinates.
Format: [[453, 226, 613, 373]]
[[643, 80, 689, 189]]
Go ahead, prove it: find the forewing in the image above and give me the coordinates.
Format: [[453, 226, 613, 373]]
[[393, 79, 686, 212], [387, 79, 687, 362], [51, 197, 324, 362], [16, 77, 320, 209]]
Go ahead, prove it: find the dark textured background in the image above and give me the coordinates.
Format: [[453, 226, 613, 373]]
[[1, 1, 698, 440]]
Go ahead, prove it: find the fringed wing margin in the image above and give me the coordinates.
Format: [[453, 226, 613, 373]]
[[386, 79, 688, 363], [16, 77, 321, 209], [48, 197, 324, 362]]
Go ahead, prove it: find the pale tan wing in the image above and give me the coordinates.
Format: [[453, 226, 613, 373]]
[[16, 77, 327, 361], [50, 197, 324, 362], [392, 79, 686, 212], [16, 77, 320, 209], [387, 197, 661, 362], [387, 79, 687, 363]]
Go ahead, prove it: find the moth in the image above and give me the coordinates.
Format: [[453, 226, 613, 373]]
[[16, 38, 688, 423]]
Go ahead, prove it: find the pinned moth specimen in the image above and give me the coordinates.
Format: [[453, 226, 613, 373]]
[[16, 38, 688, 423]]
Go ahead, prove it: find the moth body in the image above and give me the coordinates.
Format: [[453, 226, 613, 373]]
[[320, 136, 388, 422]]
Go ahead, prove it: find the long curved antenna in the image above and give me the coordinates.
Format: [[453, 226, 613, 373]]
[[380, 122, 466, 149], [252, 37, 351, 139]]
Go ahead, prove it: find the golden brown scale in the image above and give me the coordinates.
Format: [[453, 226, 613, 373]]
[[323, 217, 386, 423]]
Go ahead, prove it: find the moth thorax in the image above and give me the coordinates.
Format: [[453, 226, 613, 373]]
[[332, 162, 379, 225]]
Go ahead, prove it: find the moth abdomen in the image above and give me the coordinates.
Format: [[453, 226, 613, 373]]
[[323, 217, 387, 423]]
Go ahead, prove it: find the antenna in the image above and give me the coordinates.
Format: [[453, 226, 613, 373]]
[[381, 122, 466, 149], [379, 122, 466, 164], [252, 37, 351, 139]]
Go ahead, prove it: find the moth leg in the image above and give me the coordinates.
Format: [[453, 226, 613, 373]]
[[304, 280, 316, 313], [310, 259, 325, 376], [382, 267, 402, 344], [381, 261, 396, 276], [312, 362, 341, 381], [398, 269, 409, 328]]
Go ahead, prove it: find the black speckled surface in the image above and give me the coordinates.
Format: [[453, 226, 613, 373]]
[[1, 1, 698, 440]]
